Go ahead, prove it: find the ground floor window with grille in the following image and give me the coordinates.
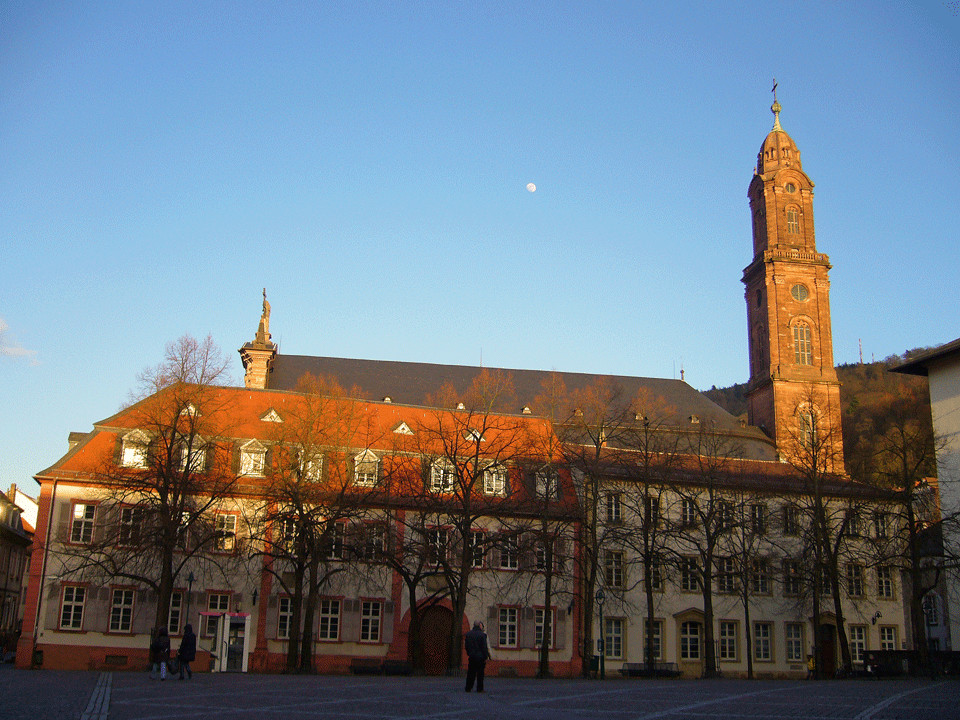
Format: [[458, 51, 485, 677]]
[[604, 618, 624, 659], [535, 608, 554, 648], [785, 622, 804, 663], [680, 621, 701, 660], [204, 593, 230, 636], [644, 619, 663, 661], [318, 599, 340, 641], [879, 626, 898, 651], [360, 601, 382, 642], [849, 625, 866, 663], [60, 585, 86, 630], [753, 622, 772, 661], [278, 597, 292, 639], [498, 607, 518, 647], [718, 621, 738, 661], [109, 589, 134, 633], [167, 591, 183, 636]]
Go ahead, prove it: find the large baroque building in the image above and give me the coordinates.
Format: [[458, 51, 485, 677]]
[[16, 102, 909, 678]]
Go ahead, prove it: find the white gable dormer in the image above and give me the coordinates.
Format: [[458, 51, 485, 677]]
[[261, 409, 283, 423], [393, 422, 414, 436]]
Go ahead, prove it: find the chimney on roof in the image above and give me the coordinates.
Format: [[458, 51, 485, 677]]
[[239, 288, 278, 389]]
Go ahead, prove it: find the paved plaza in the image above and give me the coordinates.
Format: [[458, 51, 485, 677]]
[[2, 667, 960, 720]]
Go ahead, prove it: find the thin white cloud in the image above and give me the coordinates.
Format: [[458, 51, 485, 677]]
[[0, 317, 38, 362]]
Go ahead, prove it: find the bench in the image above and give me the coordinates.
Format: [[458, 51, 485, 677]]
[[619, 662, 681, 678]]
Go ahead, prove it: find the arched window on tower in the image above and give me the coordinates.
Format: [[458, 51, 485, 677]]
[[786, 208, 800, 234], [798, 407, 817, 449], [792, 322, 813, 365]]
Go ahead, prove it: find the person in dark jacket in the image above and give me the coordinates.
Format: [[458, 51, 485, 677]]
[[150, 627, 171, 680], [178, 623, 197, 679], [464, 621, 491, 692]]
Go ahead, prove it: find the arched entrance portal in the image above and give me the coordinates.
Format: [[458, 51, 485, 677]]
[[421, 606, 454, 676], [819, 624, 837, 677]]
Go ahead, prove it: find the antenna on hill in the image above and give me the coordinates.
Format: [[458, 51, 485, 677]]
[[859, 338, 863, 364]]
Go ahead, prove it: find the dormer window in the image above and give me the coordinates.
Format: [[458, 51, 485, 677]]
[[239, 440, 267, 476], [483, 464, 507, 496], [177, 440, 206, 473], [260, 409, 283, 423], [465, 429, 485, 443], [393, 422, 414, 436], [354, 450, 379, 487], [121, 430, 150, 469], [180, 404, 199, 417], [301, 451, 323, 481], [535, 467, 560, 500], [430, 459, 456, 493]]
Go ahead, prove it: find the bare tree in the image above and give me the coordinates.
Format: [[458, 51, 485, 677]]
[[54, 335, 239, 634]]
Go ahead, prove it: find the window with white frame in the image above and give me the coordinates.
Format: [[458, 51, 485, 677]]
[[877, 566, 893, 598], [535, 539, 548, 571], [354, 450, 378, 487], [849, 625, 866, 663], [873, 511, 889, 538], [647, 557, 663, 591], [817, 566, 834, 596], [717, 557, 736, 593], [751, 503, 767, 535], [535, 608, 554, 648], [498, 607, 518, 647], [301, 451, 322, 481], [318, 599, 340, 641], [360, 524, 384, 561], [239, 440, 266, 476], [177, 441, 206, 473], [167, 591, 183, 636], [681, 498, 698, 526], [215, 514, 237, 552], [605, 493, 622, 523], [680, 621, 701, 660], [204, 593, 229, 636], [783, 559, 802, 596], [783, 504, 801, 535], [785, 622, 804, 662], [604, 550, 624, 588], [121, 431, 149, 468], [60, 585, 86, 630], [645, 495, 660, 527], [535, 468, 560, 500], [924, 594, 940, 625], [846, 563, 864, 597], [109, 589, 134, 633], [119, 506, 143, 546], [360, 600, 382, 642], [754, 622, 772, 661], [680, 558, 699, 592], [471, 531, 485, 568], [751, 559, 770, 594], [644, 619, 663, 661], [880, 626, 897, 651], [499, 536, 520, 570], [719, 621, 738, 661], [483, 464, 507, 496], [70, 503, 96, 544], [717, 500, 734, 530], [786, 207, 800, 234], [604, 618, 623, 659], [845, 510, 863, 537], [793, 323, 813, 366], [278, 596, 292, 639], [324, 523, 345, 560], [427, 528, 448, 566], [430, 459, 456, 493]]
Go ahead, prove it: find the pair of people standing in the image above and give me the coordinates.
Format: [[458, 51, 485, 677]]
[[464, 621, 491, 693], [150, 624, 196, 680]]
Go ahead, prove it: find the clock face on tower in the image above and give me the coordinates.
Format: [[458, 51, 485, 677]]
[[790, 284, 809, 302]]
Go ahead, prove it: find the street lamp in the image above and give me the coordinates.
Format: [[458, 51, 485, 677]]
[[595, 587, 606, 680], [184, 571, 195, 630]]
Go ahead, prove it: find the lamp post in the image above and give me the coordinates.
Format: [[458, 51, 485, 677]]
[[595, 587, 606, 680], [184, 571, 195, 630]]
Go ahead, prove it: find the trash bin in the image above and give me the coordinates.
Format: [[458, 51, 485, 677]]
[[32, 649, 43, 667]]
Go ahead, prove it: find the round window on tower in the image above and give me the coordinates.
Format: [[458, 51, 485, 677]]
[[790, 284, 809, 302], [785, 182, 796, 193]]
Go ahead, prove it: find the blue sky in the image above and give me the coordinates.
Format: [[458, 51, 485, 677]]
[[2, 1, 958, 493]]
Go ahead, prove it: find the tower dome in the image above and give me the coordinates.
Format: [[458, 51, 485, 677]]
[[756, 99, 802, 175]]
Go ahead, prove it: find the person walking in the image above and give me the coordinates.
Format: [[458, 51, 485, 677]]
[[178, 623, 196, 679], [464, 620, 490, 693], [150, 627, 171, 680]]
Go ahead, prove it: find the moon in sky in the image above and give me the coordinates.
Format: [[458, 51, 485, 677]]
[[526, 182, 536, 192]]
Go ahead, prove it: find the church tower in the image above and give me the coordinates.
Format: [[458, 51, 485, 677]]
[[239, 289, 277, 389], [742, 92, 844, 473]]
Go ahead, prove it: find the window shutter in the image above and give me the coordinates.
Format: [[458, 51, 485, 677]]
[[44, 584, 62, 630], [487, 605, 498, 646], [268, 594, 278, 609], [132, 593, 152, 634], [57, 501, 70, 542], [88, 590, 109, 632], [382, 601, 395, 643], [520, 607, 536, 648], [265, 598, 278, 639], [556, 608, 567, 649], [341, 599, 361, 641]]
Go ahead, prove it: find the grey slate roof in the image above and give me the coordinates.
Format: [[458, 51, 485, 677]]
[[268, 354, 778, 461]]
